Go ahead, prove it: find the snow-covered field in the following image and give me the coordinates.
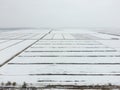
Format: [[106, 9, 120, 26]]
[[0, 29, 120, 87]]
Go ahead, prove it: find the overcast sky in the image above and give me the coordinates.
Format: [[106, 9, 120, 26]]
[[0, 0, 120, 28]]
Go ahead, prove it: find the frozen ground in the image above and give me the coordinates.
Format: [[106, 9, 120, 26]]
[[0, 29, 120, 87]]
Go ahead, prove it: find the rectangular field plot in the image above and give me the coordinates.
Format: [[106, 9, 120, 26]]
[[1, 76, 120, 85], [8, 57, 120, 64], [1, 64, 120, 75]]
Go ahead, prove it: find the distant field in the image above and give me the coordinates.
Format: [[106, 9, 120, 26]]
[[0, 29, 120, 89]]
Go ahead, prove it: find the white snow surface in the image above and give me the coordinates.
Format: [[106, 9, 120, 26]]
[[0, 29, 120, 86]]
